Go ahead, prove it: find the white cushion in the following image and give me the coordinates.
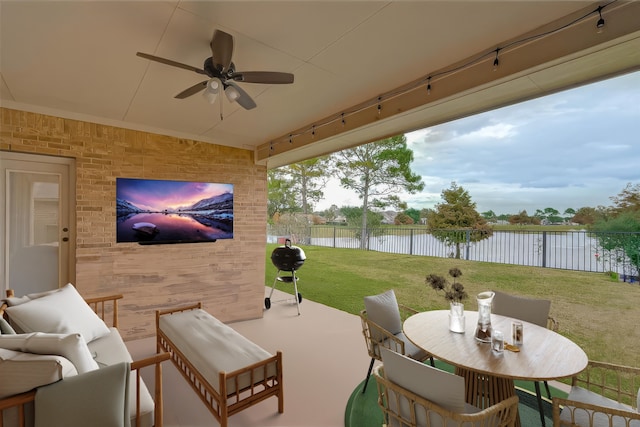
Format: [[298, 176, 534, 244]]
[[381, 347, 466, 413], [159, 308, 276, 395], [0, 332, 99, 374], [380, 348, 486, 427], [0, 318, 16, 334], [87, 328, 133, 367], [560, 386, 640, 427], [4, 287, 64, 307], [364, 289, 402, 336], [87, 328, 154, 427], [5, 283, 110, 343], [0, 348, 77, 399]]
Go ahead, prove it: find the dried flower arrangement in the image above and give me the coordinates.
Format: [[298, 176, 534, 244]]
[[425, 267, 468, 304]]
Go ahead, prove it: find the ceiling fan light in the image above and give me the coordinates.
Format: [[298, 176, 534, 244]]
[[202, 78, 221, 104], [225, 85, 241, 103]]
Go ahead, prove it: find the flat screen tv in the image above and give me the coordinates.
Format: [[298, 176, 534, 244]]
[[116, 178, 233, 244]]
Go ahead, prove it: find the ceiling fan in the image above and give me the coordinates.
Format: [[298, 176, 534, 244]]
[[136, 30, 294, 110]]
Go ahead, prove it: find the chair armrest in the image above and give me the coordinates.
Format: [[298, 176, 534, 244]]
[[572, 360, 640, 408], [374, 365, 520, 426], [552, 396, 640, 427], [360, 310, 406, 359], [129, 353, 170, 427], [398, 303, 419, 316]]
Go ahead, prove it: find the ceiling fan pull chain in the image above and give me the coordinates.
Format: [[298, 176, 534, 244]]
[[220, 94, 224, 121]]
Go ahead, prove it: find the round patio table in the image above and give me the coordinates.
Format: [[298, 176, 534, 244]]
[[403, 310, 588, 426]]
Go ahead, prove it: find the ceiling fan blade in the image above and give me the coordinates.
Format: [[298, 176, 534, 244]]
[[226, 81, 256, 110], [210, 30, 234, 73], [232, 71, 294, 84], [136, 52, 206, 75], [175, 81, 208, 99]]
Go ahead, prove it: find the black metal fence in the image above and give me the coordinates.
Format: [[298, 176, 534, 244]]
[[268, 226, 640, 281]]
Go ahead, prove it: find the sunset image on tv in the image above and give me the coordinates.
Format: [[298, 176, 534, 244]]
[[116, 178, 233, 244]]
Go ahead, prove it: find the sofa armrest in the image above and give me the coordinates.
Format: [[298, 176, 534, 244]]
[[0, 354, 170, 427], [130, 353, 170, 427], [0, 390, 36, 427]]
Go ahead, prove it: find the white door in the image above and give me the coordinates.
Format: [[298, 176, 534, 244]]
[[0, 151, 75, 295]]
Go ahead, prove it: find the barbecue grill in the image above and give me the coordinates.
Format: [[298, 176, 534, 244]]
[[265, 238, 306, 315]]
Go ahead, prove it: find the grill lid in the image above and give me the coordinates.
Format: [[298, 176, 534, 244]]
[[271, 239, 306, 271]]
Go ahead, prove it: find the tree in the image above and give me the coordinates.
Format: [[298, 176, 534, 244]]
[[278, 156, 331, 214], [511, 210, 541, 225], [426, 182, 493, 259], [610, 182, 640, 214], [543, 207, 563, 224], [323, 204, 340, 223], [481, 210, 497, 222], [331, 135, 424, 248], [341, 206, 383, 242], [404, 208, 421, 224], [571, 206, 602, 225], [563, 208, 576, 221], [267, 169, 298, 221], [395, 212, 414, 225], [593, 183, 640, 274]]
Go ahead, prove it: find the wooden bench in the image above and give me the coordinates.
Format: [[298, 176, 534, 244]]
[[156, 303, 284, 427]]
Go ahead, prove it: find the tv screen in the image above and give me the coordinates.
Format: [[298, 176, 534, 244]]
[[116, 178, 233, 244]]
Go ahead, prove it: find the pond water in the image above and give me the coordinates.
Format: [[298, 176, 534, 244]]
[[117, 212, 232, 243]]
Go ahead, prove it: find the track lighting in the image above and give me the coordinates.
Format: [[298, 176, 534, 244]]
[[266, 2, 617, 151], [596, 6, 605, 33], [202, 78, 221, 104]]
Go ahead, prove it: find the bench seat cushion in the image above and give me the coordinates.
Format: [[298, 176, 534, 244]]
[[159, 308, 276, 395]]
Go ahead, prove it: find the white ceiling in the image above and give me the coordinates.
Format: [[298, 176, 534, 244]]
[[1, 1, 639, 168]]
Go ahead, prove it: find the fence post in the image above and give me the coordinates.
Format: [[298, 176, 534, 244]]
[[333, 226, 336, 248], [465, 230, 471, 260], [410, 229, 414, 255], [542, 231, 547, 268]]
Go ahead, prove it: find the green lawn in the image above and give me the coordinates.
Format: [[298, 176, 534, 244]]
[[265, 244, 640, 368]]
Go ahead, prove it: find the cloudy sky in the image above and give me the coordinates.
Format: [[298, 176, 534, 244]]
[[316, 70, 639, 215]]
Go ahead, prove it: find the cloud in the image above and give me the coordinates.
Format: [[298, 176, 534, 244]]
[[316, 71, 640, 215]]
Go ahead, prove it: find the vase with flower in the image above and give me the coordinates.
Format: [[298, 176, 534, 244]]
[[426, 267, 468, 333]]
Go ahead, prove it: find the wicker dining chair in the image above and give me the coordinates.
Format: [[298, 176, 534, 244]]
[[492, 290, 558, 426], [552, 360, 640, 427], [373, 364, 520, 427], [359, 289, 434, 393]]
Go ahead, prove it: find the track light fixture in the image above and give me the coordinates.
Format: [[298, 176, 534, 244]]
[[596, 6, 605, 33], [427, 77, 432, 95], [493, 49, 500, 71]]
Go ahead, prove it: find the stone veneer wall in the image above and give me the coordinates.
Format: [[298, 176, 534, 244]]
[[0, 107, 268, 340]]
